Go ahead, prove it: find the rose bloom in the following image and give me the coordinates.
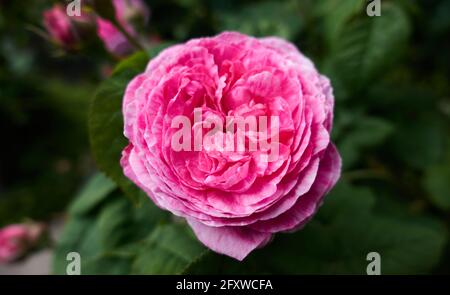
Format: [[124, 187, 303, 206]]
[[97, 0, 150, 57], [0, 223, 44, 263], [121, 32, 341, 260]]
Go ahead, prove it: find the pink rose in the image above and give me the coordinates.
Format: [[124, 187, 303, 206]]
[[96, 0, 150, 57], [121, 32, 341, 260], [0, 223, 44, 263]]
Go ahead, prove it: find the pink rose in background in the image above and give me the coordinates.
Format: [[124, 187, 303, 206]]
[[121, 32, 341, 260], [97, 18, 134, 57], [0, 223, 44, 263], [43, 4, 77, 48], [96, 0, 150, 57], [43, 3, 95, 49]]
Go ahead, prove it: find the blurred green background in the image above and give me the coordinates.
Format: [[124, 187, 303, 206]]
[[0, 0, 449, 274]]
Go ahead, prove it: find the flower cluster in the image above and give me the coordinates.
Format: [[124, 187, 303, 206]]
[[42, 0, 150, 56]]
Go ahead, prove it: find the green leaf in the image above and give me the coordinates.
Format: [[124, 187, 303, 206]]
[[424, 154, 450, 210], [132, 223, 207, 274], [95, 194, 170, 249], [315, 0, 365, 46], [97, 198, 132, 249], [82, 251, 134, 275], [129, 197, 171, 241], [218, 1, 303, 40], [336, 116, 393, 169], [390, 115, 446, 169], [69, 173, 117, 215], [89, 52, 148, 205], [324, 2, 411, 94]]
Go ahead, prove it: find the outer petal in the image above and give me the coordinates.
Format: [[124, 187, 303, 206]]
[[249, 143, 341, 232], [187, 219, 271, 261]]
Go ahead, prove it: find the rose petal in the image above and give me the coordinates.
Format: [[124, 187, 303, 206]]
[[187, 219, 271, 261]]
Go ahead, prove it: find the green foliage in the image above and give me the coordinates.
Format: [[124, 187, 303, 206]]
[[217, 1, 303, 39], [89, 52, 149, 205], [315, 0, 365, 46], [53, 173, 207, 275], [390, 115, 446, 170], [184, 182, 447, 274], [323, 2, 411, 96], [132, 224, 207, 274], [336, 114, 394, 169], [69, 173, 116, 215], [424, 149, 450, 211]]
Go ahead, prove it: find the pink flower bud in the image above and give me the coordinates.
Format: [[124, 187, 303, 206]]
[[0, 223, 45, 264], [43, 4, 77, 48], [43, 3, 96, 50]]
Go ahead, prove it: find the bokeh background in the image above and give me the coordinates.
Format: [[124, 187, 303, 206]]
[[0, 0, 449, 274]]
